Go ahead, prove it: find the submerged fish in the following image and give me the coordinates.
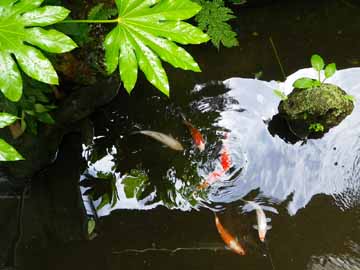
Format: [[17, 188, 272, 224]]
[[131, 130, 184, 151], [220, 145, 231, 172], [180, 113, 205, 152], [214, 214, 246, 256], [242, 200, 272, 242]]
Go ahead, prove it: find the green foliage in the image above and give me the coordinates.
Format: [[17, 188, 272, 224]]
[[194, 0, 238, 49], [273, 89, 288, 101], [0, 79, 57, 135], [88, 3, 117, 20], [104, 0, 209, 96], [309, 123, 324, 132], [81, 172, 119, 211], [0, 0, 77, 102], [293, 54, 337, 89], [87, 218, 96, 236], [0, 113, 24, 161], [122, 169, 149, 199]]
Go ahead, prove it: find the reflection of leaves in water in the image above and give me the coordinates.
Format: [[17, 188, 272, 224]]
[[80, 172, 119, 210], [122, 169, 149, 200]]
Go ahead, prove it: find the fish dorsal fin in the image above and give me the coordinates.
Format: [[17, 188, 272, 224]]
[[266, 218, 271, 223]]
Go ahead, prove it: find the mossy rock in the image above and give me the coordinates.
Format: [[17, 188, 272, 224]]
[[278, 83, 354, 137]]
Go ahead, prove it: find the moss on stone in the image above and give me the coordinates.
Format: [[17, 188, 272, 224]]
[[278, 83, 354, 136]]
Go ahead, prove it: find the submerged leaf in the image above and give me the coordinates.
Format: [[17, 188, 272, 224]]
[[0, 0, 77, 101], [104, 0, 209, 95]]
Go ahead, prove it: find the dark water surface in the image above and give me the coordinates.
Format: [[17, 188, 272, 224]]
[[8, 0, 360, 269]]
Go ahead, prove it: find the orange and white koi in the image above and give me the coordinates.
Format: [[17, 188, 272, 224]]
[[180, 113, 205, 152], [214, 214, 246, 256], [197, 133, 232, 189]]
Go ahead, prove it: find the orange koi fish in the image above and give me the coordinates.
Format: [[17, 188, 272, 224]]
[[180, 113, 205, 152], [220, 145, 231, 172], [214, 214, 246, 256]]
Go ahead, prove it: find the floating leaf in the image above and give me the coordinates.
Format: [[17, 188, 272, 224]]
[[104, 0, 209, 95], [0, 0, 77, 102], [325, 63, 336, 79], [311, 54, 325, 71]]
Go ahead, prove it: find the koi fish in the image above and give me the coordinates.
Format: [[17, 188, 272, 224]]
[[214, 214, 246, 256], [197, 170, 224, 189], [242, 200, 272, 242], [131, 130, 184, 151], [180, 113, 205, 152], [220, 145, 231, 172]]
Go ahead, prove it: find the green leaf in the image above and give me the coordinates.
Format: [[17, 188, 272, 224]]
[[36, 112, 55, 124], [21, 6, 70, 27], [87, 218, 96, 235], [118, 28, 138, 93], [311, 54, 325, 71], [126, 24, 201, 72], [25, 28, 78, 53], [0, 52, 22, 102], [273, 89, 287, 100], [122, 169, 148, 199], [194, 0, 238, 49], [0, 112, 18, 128], [0, 0, 77, 101], [293, 77, 317, 89], [104, 0, 208, 96], [325, 63, 336, 79], [0, 138, 24, 161], [129, 0, 202, 21]]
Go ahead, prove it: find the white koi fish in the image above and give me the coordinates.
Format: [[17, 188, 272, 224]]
[[242, 199, 272, 242], [131, 130, 184, 151]]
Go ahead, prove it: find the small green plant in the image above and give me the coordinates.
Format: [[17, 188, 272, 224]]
[[293, 54, 337, 89], [308, 123, 325, 133], [273, 89, 288, 101], [194, 0, 238, 49]]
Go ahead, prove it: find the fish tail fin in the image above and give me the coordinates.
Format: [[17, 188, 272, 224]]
[[129, 124, 142, 135], [179, 112, 192, 127]]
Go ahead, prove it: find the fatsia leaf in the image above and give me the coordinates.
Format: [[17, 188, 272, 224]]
[[104, 0, 209, 96], [0, 0, 77, 101], [0, 138, 24, 161]]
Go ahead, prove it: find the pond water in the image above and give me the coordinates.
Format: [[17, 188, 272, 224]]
[[3, 0, 360, 269]]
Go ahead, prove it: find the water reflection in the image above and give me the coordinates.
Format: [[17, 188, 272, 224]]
[[82, 68, 360, 218]]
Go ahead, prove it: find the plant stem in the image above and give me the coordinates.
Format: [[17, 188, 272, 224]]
[[269, 36, 286, 81], [61, 18, 119, 24], [318, 71, 321, 84]]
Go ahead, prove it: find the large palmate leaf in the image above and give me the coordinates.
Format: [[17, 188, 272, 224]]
[[104, 0, 210, 96], [0, 0, 77, 102]]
